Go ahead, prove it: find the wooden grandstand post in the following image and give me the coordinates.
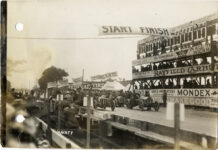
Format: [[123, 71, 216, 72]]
[[174, 103, 180, 150], [47, 96, 52, 144], [210, 34, 215, 87]]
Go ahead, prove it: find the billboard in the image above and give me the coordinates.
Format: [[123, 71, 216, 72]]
[[133, 64, 212, 79], [91, 71, 118, 81], [135, 88, 218, 107], [57, 80, 69, 88]]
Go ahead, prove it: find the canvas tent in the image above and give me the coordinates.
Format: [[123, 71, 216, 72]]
[[101, 81, 125, 91], [123, 83, 134, 92]]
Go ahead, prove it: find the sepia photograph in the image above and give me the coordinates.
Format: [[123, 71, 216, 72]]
[[1, 0, 218, 149]]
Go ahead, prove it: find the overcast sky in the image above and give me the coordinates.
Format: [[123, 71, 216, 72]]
[[7, 0, 217, 89]]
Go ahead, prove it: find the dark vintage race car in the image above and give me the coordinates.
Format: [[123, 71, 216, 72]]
[[115, 96, 125, 107], [126, 93, 160, 111], [93, 95, 116, 111], [62, 104, 80, 129]]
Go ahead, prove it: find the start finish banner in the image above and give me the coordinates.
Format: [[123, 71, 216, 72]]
[[99, 26, 174, 37], [135, 89, 218, 108], [133, 64, 212, 79]]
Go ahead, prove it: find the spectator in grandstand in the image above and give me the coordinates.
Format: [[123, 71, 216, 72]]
[[187, 80, 193, 88], [193, 59, 198, 65], [137, 53, 140, 59], [177, 60, 187, 67], [140, 83, 143, 89], [184, 61, 192, 67], [144, 65, 148, 71], [151, 82, 155, 88], [200, 57, 209, 65], [146, 53, 151, 57], [168, 80, 174, 88], [206, 79, 211, 88], [183, 78, 188, 88], [176, 60, 182, 67], [174, 46, 179, 51], [192, 80, 198, 88], [153, 63, 158, 70], [169, 62, 174, 68], [158, 62, 163, 70], [175, 82, 181, 88], [132, 66, 138, 73], [148, 53, 152, 57], [141, 66, 144, 72], [148, 64, 152, 71], [161, 41, 166, 54], [163, 62, 168, 69], [143, 84, 148, 89], [153, 44, 158, 56], [157, 81, 163, 88], [144, 66, 147, 72], [166, 62, 170, 69]]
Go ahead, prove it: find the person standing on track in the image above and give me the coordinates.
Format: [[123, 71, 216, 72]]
[[163, 90, 167, 107]]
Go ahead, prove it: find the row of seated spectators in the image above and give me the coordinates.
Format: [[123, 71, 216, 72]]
[[134, 79, 213, 89], [132, 62, 177, 73], [132, 58, 210, 73], [133, 62, 175, 73], [136, 40, 205, 60], [183, 79, 212, 88]]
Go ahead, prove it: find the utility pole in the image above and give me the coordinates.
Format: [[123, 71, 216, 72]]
[[86, 83, 92, 148], [174, 103, 180, 150], [82, 69, 84, 89], [57, 94, 63, 130], [210, 34, 215, 87], [1, 1, 7, 146]]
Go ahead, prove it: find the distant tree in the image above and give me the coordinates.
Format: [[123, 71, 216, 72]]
[[38, 66, 68, 90]]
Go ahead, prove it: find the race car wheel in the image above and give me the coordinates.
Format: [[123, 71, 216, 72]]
[[139, 101, 144, 111], [103, 104, 106, 109], [93, 101, 97, 109], [147, 107, 151, 111], [111, 101, 115, 111], [127, 101, 133, 109], [102, 99, 106, 109], [154, 102, 160, 111]]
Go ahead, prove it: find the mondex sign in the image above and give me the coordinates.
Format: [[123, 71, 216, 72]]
[[135, 89, 218, 107]]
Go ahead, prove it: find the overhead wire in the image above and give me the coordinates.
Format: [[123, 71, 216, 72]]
[[7, 35, 146, 40]]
